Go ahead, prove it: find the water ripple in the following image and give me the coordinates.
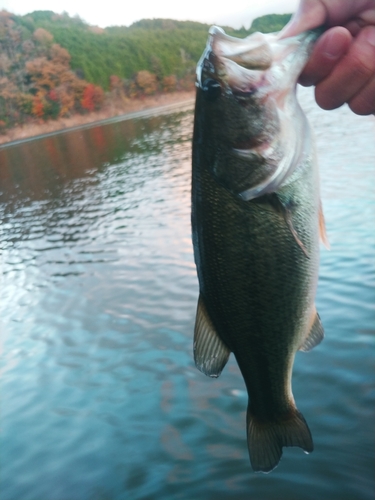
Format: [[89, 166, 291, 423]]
[[0, 95, 374, 499]]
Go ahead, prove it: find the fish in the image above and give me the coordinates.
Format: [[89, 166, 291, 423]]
[[191, 26, 328, 473]]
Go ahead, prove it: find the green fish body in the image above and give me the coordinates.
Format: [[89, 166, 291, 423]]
[[192, 27, 326, 473]]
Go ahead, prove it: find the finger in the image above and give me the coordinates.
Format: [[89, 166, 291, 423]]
[[280, 0, 375, 38], [348, 75, 375, 115], [345, 7, 375, 35], [315, 25, 375, 110], [280, 0, 327, 38], [298, 27, 352, 86], [345, 11, 375, 36]]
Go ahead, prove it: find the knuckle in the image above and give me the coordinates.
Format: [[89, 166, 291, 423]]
[[348, 99, 369, 115], [315, 85, 341, 110], [348, 84, 375, 116], [350, 51, 375, 79], [350, 103, 375, 116]]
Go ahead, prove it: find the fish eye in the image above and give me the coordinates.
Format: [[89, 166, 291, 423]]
[[202, 78, 221, 102]]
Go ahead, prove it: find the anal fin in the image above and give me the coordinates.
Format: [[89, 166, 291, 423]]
[[299, 307, 324, 352], [193, 294, 230, 378]]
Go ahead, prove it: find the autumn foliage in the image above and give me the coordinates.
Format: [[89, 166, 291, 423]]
[[0, 8, 289, 133], [135, 71, 158, 96], [0, 11, 107, 127], [81, 84, 104, 112], [32, 94, 45, 118], [162, 75, 177, 92], [0, 9, 193, 131]]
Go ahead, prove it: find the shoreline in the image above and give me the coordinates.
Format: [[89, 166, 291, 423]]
[[0, 90, 195, 148]]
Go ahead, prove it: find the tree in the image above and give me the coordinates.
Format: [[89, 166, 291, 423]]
[[162, 75, 177, 92], [50, 43, 70, 65], [135, 70, 158, 96], [33, 27, 53, 45], [81, 83, 104, 111], [32, 92, 45, 117]]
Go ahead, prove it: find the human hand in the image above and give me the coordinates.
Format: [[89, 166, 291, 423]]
[[280, 0, 375, 115]]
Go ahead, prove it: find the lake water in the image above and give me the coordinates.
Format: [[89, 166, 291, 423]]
[[1, 88, 374, 500]]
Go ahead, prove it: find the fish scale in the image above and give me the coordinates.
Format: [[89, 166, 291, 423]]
[[192, 26, 326, 473]]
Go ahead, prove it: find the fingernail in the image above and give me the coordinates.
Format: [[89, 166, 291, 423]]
[[279, 6, 304, 38], [323, 32, 344, 59], [279, 15, 299, 38], [365, 27, 375, 47]]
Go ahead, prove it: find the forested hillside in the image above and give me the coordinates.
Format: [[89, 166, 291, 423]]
[[0, 10, 291, 132], [250, 13, 292, 33]]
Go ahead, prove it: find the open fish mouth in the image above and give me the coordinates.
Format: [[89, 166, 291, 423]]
[[195, 27, 322, 200], [197, 26, 321, 101]]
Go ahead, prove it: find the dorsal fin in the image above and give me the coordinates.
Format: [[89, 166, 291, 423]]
[[319, 200, 330, 249], [193, 294, 231, 378], [299, 307, 324, 352]]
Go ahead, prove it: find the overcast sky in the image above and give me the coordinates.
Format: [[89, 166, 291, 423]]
[[0, 0, 298, 29]]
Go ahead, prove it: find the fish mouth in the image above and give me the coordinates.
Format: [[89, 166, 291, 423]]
[[197, 26, 321, 101], [196, 26, 322, 200]]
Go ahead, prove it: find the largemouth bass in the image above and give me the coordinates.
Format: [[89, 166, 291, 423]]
[[191, 26, 328, 473]]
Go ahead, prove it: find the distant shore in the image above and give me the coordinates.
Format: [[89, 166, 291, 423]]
[[0, 90, 195, 147]]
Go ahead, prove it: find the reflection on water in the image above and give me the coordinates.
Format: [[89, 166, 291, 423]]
[[0, 92, 374, 500]]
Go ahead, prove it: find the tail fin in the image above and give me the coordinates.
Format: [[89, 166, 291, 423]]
[[247, 409, 313, 473]]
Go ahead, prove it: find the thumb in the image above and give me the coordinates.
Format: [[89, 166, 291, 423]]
[[279, 0, 328, 38]]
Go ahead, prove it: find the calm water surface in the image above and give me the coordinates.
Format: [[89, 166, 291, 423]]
[[1, 89, 374, 500]]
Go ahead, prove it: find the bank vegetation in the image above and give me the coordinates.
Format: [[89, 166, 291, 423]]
[[0, 10, 291, 142]]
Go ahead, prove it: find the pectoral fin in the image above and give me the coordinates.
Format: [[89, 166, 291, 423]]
[[267, 194, 309, 258], [319, 200, 330, 249], [284, 208, 309, 258], [299, 308, 324, 352], [193, 294, 231, 378]]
